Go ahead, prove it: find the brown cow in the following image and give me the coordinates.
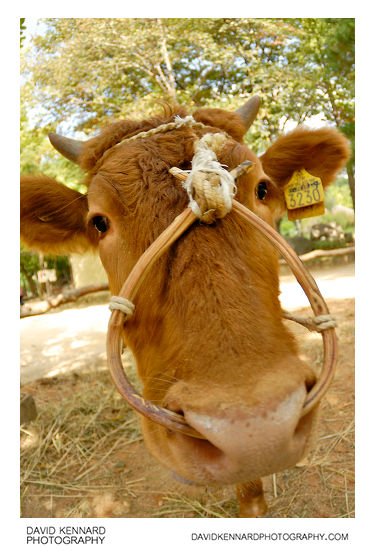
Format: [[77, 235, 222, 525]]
[[20, 97, 349, 517]]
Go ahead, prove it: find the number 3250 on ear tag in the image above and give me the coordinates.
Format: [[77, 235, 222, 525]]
[[284, 169, 325, 221]]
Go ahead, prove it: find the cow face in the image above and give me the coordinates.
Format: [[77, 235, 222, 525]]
[[20, 99, 349, 488]]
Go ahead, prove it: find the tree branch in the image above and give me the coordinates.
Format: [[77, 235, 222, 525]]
[[157, 19, 177, 99], [20, 283, 109, 318]]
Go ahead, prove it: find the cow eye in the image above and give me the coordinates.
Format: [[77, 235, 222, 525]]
[[256, 181, 268, 200], [92, 215, 110, 233]]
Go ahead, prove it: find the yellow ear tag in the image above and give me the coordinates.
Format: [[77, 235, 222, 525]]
[[284, 168, 325, 221]]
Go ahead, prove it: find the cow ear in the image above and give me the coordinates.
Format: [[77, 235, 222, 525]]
[[260, 127, 350, 189], [20, 175, 95, 255]]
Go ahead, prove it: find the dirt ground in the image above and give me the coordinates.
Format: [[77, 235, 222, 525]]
[[20, 262, 354, 518]]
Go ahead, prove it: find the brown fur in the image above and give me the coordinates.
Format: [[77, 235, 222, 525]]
[[260, 126, 350, 188], [20, 103, 350, 515], [20, 174, 94, 254]]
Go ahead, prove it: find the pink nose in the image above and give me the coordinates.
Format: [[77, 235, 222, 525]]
[[165, 383, 314, 484]]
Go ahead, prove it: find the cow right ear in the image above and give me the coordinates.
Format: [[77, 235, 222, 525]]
[[260, 127, 350, 190], [20, 175, 96, 255]]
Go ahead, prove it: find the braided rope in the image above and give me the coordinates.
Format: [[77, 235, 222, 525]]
[[111, 115, 216, 152], [283, 310, 337, 332]]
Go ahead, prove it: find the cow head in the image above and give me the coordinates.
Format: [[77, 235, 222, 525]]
[[21, 97, 349, 492]]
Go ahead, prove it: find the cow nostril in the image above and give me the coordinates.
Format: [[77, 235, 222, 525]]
[[305, 372, 317, 393], [164, 399, 185, 418]]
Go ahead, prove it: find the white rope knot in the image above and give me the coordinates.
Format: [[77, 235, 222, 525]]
[[283, 310, 337, 332], [182, 133, 235, 224], [109, 296, 135, 317]]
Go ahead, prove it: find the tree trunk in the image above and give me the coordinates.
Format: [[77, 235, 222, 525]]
[[20, 259, 39, 296], [346, 163, 355, 211], [157, 18, 177, 100], [279, 246, 355, 264]]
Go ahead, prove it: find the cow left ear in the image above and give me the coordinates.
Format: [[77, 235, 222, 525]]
[[260, 127, 350, 190], [20, 175, 95, 255]]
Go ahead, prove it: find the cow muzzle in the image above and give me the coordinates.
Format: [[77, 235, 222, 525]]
[[161, 372, 318, 485]]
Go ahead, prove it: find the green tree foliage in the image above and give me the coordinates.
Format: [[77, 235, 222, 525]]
[[20, 17, 354, 285], [283, 19, 355, 207], [21, 18, 354, 155], [21, 19, 303, 132], [20, 18, 26, 46], [20, 247, 72, 297]]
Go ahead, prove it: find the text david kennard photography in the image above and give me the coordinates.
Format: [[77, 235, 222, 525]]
[[26, 526, 106, 545]]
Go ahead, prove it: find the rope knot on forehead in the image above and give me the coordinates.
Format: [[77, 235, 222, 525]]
[[100, 114, 236, 225], [171, 132, 236, 224]]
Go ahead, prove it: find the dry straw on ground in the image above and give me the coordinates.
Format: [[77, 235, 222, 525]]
[[20, 297, 354, 518]]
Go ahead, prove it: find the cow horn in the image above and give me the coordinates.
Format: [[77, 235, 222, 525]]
[[235, 95, 261, 130], [48, 133, 84, 164]]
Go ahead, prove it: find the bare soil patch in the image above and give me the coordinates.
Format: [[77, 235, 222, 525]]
[[20, 296, 354, 518]]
